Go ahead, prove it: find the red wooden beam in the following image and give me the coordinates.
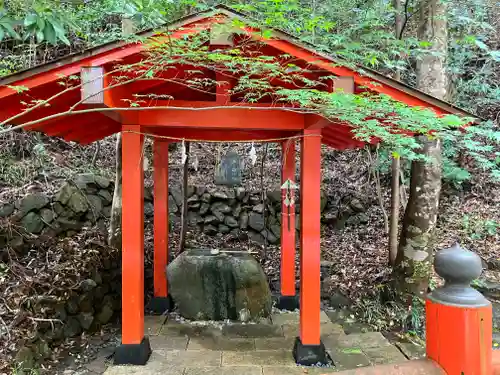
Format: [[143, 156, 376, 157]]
[[0, 94, 77, 131], [54, 123, 94, 141], [120, 107, 305, 130], [144, 128, 294, 142], [43, 114, 98, 136], [305, 114, 333, 130], [322, 129, 353, 144], [321, 137, 346, 150], [322, 125, 366, 148], [104, 69, 192, 107], [78, 122, 121, 144], [152, 100, 295, 109], [57, 113, 120, 143]]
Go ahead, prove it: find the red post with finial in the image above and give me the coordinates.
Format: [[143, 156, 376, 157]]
[[426, 243, 492, 374]]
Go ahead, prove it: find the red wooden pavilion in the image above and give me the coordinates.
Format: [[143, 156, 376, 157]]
[[0, 5, 479, 369]]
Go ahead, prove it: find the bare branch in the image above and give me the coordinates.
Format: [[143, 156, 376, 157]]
[[0, 58, 161, 127]]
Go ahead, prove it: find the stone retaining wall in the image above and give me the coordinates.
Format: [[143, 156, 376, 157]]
[[0, 173, 115, 244], [168, 186, 368, 244], [0, 173, 121, 369], [10, 247, 122, 369], [171, 186, 290, 245], [170, 186, 368, 244], [1, 174, 370, 252]]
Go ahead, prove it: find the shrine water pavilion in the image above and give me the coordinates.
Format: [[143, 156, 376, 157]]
[[0, 5, 497, 374]]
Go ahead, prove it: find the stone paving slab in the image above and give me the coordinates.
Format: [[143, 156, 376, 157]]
[[254, 337, 296, 350], [222, 323, 284, 338], [149, 335, 189, 351], [144, 316, 167, 336], [329, 348, 372, 371], [103, 352, 183, 375], [271, 311, 332, 326], [187, 336, 256, 351], [185, 366, 263, 375], [222, 350, 294, 366], [84, 355, 109, 374], [394, 341, 425, 360], [362, 345, 407, 365], [101, 313, 411, 375], [323, 332, 391, 350], [155, 349, 222, 367], [160, 321, 221, 338], [262, 366, 337, 375], [282, 322, 345, 338], [271, 312, 300, 326]]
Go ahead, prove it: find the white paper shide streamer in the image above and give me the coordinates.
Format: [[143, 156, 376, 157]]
[[193, 155, 199, 171], [181, 140, 187, 165], [249, 142, 257, 166]]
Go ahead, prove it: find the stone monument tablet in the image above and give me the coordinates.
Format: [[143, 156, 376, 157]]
[[215, 151, 242, 186]]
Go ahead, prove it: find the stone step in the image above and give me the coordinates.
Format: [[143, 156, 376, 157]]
[[106, 314, 411, 375], [270, 310, 332, 326], [222, 323, 284, 338], [144, 315, 168, 336], [187, 336, 256, 351], [281, 321, 345, 338], [325, 309, 373, 334], [322, 331, 407, 370], [272, 310, 346, 338], [222, 350, 294, 366], [160, 320, 222, 338], [325, 331, 393, 350], [394, 341, 426, 360]]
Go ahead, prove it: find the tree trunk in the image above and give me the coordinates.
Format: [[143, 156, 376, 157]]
[[395, 136, 442, 297], [389, 156, 400, 266], [416, 0, 448, 100], [108, 133, 122, 249], [389, 0, 403, 267], [179, 142, 190, 255], [394, 0, 447, 293]]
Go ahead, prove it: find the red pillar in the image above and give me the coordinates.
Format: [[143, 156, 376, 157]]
[[281, 140, 296, 296], [121, 124, 145, 345], [426, 300, 492, 373], [153, 140, 169, 298], [426, 243, 492, 374], [299, 129, 321, 345]]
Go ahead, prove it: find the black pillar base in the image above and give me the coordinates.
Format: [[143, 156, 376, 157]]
[[146, 295, 174, 315], [114, 337, 152, 365], [274, 295, 300, 311], [293, 336, 330, 366]]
